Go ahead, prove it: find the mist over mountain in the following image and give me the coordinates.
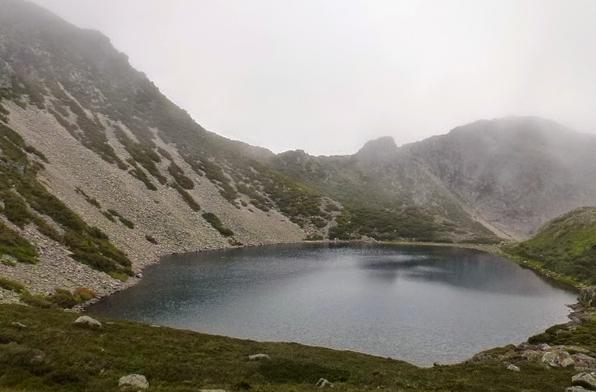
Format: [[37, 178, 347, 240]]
[[1, 0, 596, 297]]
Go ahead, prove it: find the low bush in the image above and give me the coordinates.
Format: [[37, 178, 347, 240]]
[[202, 212, 234, 237]]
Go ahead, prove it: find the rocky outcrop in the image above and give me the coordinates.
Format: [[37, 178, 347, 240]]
[[118, 374, 149, 391]]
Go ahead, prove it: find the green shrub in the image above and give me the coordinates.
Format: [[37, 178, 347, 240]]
[[0, 221, 38, 264], [202, 212, 234, 237], [72, 287, 96, 302], [0, 277, 26, 294]]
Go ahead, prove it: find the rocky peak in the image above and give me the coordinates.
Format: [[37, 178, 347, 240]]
[[355, 136, 398, 165]]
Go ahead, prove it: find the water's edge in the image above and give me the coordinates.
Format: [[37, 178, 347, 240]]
[[80, 239, 582, 368]]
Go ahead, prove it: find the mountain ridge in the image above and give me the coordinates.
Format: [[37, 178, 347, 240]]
[[2, 0, 596, 299]]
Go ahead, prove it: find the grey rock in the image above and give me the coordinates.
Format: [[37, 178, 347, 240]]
[[118, 374, 149, 391], [572, 372, 596, 389], [248, 353, 270, 361], [73, 315, 102, 329]]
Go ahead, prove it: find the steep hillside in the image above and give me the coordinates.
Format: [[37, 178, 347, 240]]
[[406, 117, 596, 239], [0, 0, 336, 300], [274, 117, 596, 241], [272, 140, 499, 243], [506, 207, 596, 286]]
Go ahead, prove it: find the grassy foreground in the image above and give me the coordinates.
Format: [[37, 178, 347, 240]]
[[0, 303, 581, 392]]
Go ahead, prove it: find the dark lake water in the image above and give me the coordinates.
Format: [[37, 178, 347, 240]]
[[88, 243, 575, 365]]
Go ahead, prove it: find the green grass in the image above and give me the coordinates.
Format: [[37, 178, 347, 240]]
[[505, 207, 596, 286], [0, 304, 579, 392], [0, 221, 38, 264], [0, 122, 132, 276]]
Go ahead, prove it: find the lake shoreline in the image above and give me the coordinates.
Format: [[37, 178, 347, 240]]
[[83, 240, 584, 368], [80, 238, 580, 311]]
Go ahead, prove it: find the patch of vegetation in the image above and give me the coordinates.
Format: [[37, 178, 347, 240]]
[[106, 209, 134, 229], [172, 184, 200, 211], [0, 123, 131, 276], [167, 162, 193, 190], [115, 128, 166, 187], [505, 207, 596, 285], [0, 277, 26, 294], [529, 318, 596, 353], [202, 212, 234, 237], [0, 221, 38, 264], [74, 187, 101, 209], [0, 303, 581, 392], [329, 206, 442, 242]]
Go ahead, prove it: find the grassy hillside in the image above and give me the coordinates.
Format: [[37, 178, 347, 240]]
[[505, 207, 596, 286], [0, 303, 579, 392]]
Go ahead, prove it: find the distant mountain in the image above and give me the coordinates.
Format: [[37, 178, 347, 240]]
[[273, 117, 596, 241], [1, 0, 596, 297], [506, 207, 596, 285], [405, 117, 596, 239]]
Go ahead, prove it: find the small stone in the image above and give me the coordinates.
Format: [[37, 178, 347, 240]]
[[506, 364, 520, 372], [316, 378, 333, 388], [10, 322, 27, 329], [118, 374, 149, 391], [73, 315, 102, 329], [248, 353, 270, 361], [572, 372, 596, 389]]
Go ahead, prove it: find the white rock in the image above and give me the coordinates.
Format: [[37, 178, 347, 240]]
[[316, 378, 333, 388], [248, 353, 270, 361], [10, 321, 27, 329], [118, 374, 149, 390], [506, 364, 520, 372], [73, 315, 102, 329]]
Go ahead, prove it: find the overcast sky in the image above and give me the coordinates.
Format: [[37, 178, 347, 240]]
[[31, 0, 596, 155]]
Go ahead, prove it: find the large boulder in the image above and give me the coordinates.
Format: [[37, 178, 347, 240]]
[[118, 374, 149, 391], [73, 315, 102, 329], [579, 287, 596, 307], [542, 350, 575, 368], [572, 372, 596, 389]]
